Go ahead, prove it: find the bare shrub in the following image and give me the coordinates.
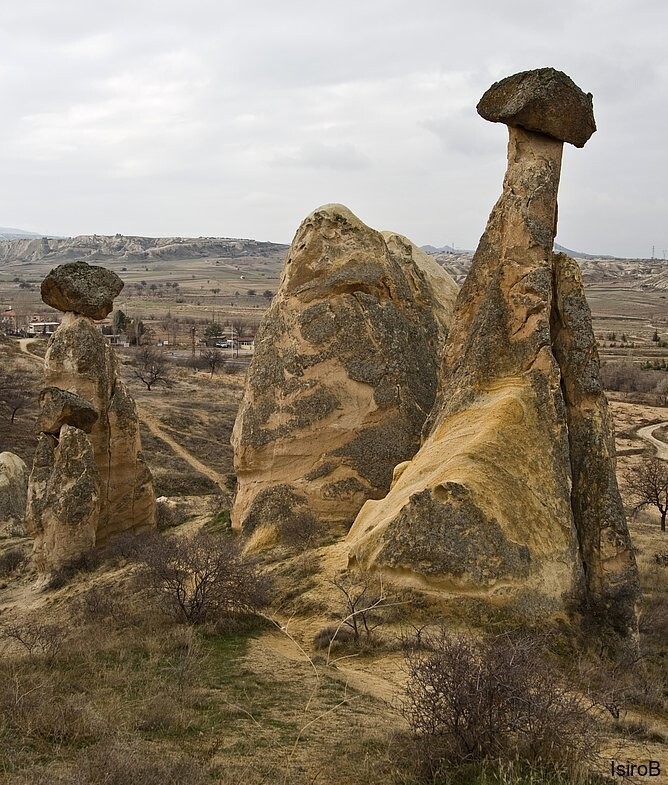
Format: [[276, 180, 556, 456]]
[[402, 630, 599, 778], [63, 740, 209, 785], [0, 546, 28, 576], [155, 497, 191, 530], [313, 624, 354, 650], [328, 570, 389, 647], [0, 620, 66, 659], [624, 457, 668, 531], [277, 509, 319, 548], [136, 530, 271, 624], [46, 549, 103, 589]]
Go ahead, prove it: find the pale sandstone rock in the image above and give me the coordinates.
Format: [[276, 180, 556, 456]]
[[27, 268, 155, 571], [0, 452, 28, 537], [551, 252, 639, 633], [39, 313, 155, 545], [348, 71, 638, 639], [231, 204, 458, 542], [26, 427, 99, 572], [41, 261, 123, 319]]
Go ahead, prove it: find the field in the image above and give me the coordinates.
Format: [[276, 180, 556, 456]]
[[0, 259, 667, 785]]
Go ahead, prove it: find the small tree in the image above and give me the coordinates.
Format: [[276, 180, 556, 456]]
[[331, 571, 386, 644], [136, 531, 270, 624], [133, 347, 172, 391], [0, 375, 32, 423], [204, 322, 223, 338], [199, 348, 225, 377], [625, 457, 668, 532], [112, 309, 128, 334], [262, 289, 273, 300]]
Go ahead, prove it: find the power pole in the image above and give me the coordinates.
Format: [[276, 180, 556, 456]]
[[190, 326, 196, 359]]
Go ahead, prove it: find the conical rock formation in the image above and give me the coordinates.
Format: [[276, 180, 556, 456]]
[[231, 204, 458, 542], [26, 263, 155, 571], [347, 70, 638, 638]]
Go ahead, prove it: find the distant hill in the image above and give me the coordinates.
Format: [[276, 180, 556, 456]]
[[420, 244, 462, 254], [0, 226, 44, 241], [0, 234, 289, 265]]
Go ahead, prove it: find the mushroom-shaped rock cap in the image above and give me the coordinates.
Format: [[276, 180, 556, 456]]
[[476, 67, 596, 148], [41, 261, 124, 319]]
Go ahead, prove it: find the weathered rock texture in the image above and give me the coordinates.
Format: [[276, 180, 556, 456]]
[[41, 261, 124, 319], [27, 428, 99, 572], [348, 70, 638, 638], [27, 267, 155, 571], [0, 452, 28, 537], [477, 67, 596, 148], [231, 204, 458, 541]]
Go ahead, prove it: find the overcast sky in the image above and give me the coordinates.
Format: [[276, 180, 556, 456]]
[[1, 0, 665, 257]]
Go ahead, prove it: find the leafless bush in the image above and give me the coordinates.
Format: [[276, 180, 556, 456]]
[[277, 509, 319, 549], [402, 630, 599, 778], [326, 570, 389, 648], [0, 546, 28, 576], [136, 530, 271, 624], [61, 740, 209, 785], [46, 549, 103, 589], [0, 620, 66, 659], [155, 497, 191, 530]]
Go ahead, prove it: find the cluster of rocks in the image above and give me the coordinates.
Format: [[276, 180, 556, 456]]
[[234, 68, 639, 641], [26, 261, 155, 573]]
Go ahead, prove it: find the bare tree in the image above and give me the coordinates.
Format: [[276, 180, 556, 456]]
[[625, 457, 668, 532], [331, 571, 387, 643], [199, 348, 225, 377], [136, 531, 271, 624], [133, 347, 172, 391], [0, 376, 32, 423]]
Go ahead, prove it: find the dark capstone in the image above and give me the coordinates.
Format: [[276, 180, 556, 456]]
[[41, 261, 124, 319], [377, 485, 532, 583], [476, 67, 596, 148]]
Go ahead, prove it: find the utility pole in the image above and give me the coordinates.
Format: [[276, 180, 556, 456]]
[[190, 326, 196, 359]]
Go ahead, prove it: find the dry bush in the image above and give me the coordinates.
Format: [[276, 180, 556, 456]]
[[276, 510, 320, 549], [402, 630, 599, 780], [46, 548, 103, 589], [136, 530, 271, 624], [0, 546, 28, 577], [0, 620, 66, 659], [330, 570, 388, 645], [61, 740, 208, 785], [155, 497, 191, 530]]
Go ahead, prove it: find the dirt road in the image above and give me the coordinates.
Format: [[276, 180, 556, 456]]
[[636, 421, 668, 460], [139, 409, 228, 493]]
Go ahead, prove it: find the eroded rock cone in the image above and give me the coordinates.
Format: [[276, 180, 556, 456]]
[[347, 69, 638, 640], [231, 204, 458, 543], [26, 264, 155, 571]]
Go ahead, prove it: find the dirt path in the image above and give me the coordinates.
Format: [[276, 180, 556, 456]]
[[17, 338, 44, 365], [636, 421, 668, 460], [139, 408, 228, 493]]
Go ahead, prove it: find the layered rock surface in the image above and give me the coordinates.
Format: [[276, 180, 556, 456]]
[[347, 70, 638, 637], [231, 204, 458, 540], [27, 264, 155, 571], [0, 452, 28, 537]]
